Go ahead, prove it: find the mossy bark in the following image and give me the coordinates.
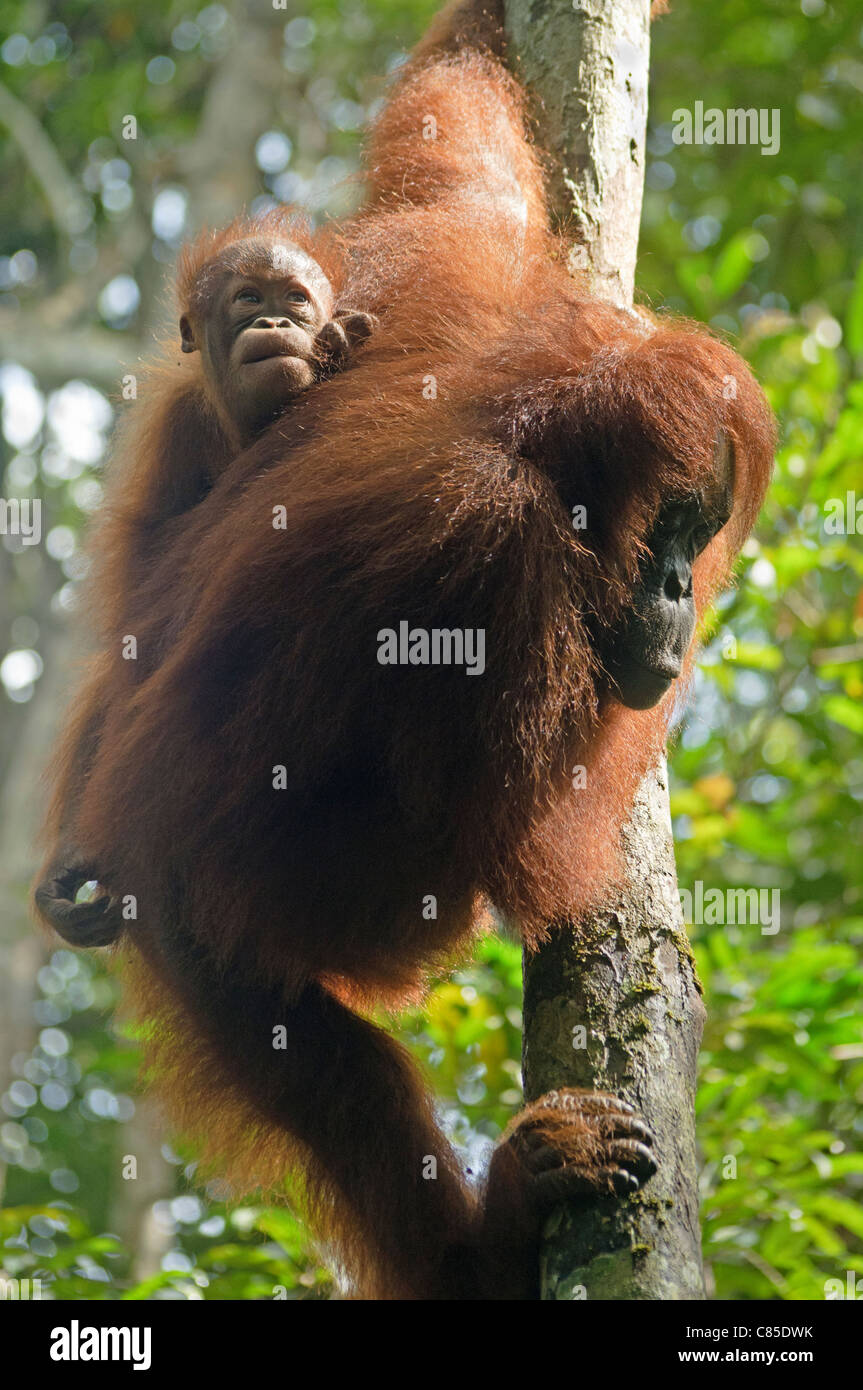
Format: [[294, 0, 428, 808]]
[[522, 766, 706, 1299]]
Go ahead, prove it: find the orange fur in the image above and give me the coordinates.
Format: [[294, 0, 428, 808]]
[[38, 14, 774, 1299]]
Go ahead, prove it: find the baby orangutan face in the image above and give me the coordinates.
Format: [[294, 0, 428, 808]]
[[181, 238, 373, 447]]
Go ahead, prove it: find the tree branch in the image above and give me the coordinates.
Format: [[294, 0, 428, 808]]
[[0, 313, 135, 391], [0, 80, 91, 239], [176, 0, 289, 232]]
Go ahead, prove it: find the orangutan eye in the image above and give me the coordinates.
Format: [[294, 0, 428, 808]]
[[286, 290, 309, 304], [690, 525, 713, 556], [235, 288, 261, 304]]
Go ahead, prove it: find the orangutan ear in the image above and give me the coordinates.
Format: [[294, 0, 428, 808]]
[[180, 315, 198, 355]]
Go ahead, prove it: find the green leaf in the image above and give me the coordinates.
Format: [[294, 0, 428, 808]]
[[845, 259, 863, 355], [712, 232, 755, 300], [824, 694, 863, 736]]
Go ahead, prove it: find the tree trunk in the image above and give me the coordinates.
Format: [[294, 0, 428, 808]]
[[522, 765, 706, 1299], [503, 0, 707, 1300]]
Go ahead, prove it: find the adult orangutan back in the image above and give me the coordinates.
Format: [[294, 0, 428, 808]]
[[35, 1, 774, 1298]]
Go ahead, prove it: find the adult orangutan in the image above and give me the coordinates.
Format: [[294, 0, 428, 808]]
[[35, 0, 774, 1298]]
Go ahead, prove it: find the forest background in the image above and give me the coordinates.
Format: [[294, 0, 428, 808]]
[[0, 0, 862, 1301]]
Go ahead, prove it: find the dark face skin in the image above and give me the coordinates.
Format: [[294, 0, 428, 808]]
[[601, 434, 735, 710], [180, 238, 336, 447]]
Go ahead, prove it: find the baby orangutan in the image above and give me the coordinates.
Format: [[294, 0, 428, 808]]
[[180, 235, 376, 448], [36, 225, 375, 945]]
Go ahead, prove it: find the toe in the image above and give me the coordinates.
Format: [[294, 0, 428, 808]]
[[610, 1138, 657, 1178]]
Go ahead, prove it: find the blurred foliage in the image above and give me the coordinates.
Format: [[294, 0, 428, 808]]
[[1, 0, 862, 1301]]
